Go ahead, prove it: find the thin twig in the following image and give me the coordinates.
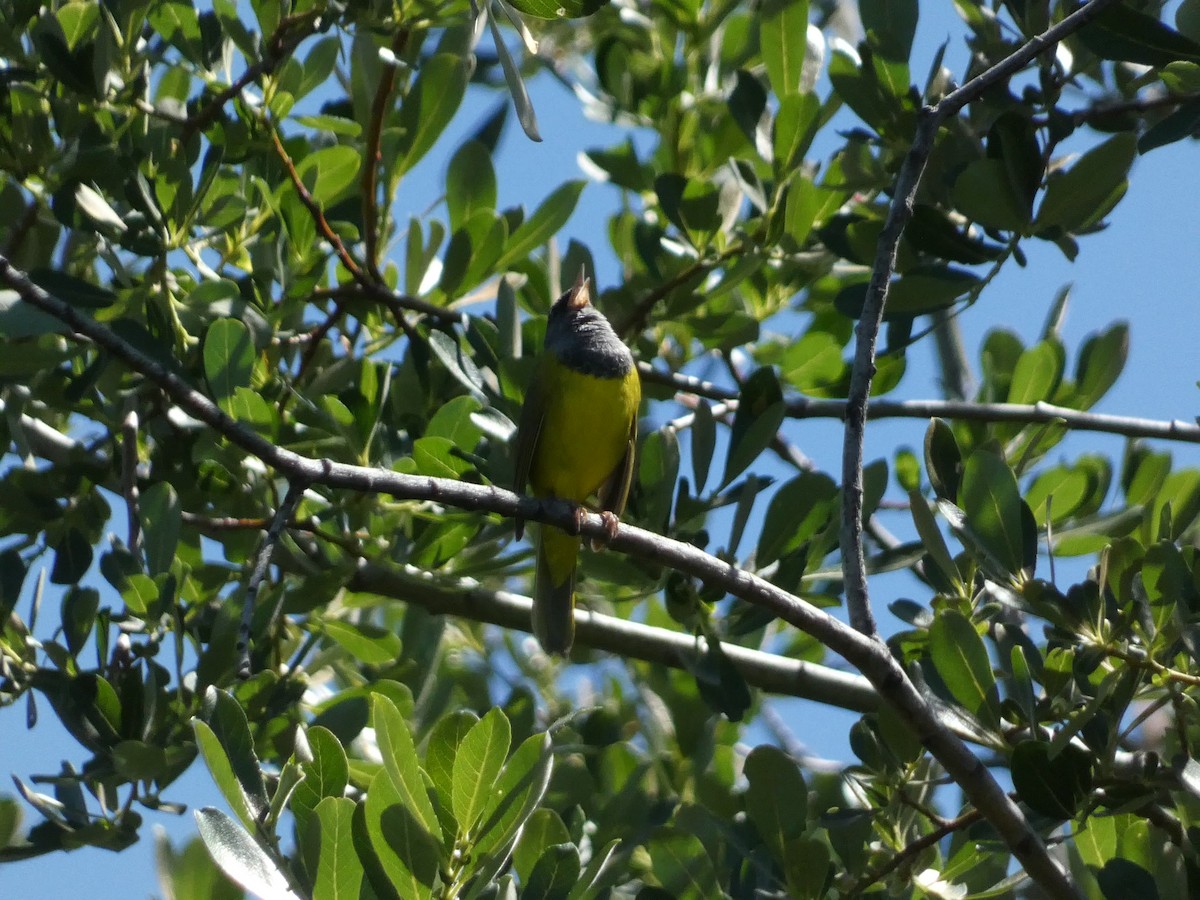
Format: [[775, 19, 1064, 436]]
[[237, 480, 308, 679], [0, 251, 1081, 893], [182, 12, 322, 142], [847, 808, 986, 897], [1070, 89, 1200, 125], [121, 396, 141, 556], [616, 251, 735, 339], [269, 128, 369, 288], [311, 283, 464, 326], [362, 28, 410, 281]]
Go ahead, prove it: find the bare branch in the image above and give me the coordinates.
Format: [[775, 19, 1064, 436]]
[[350, 563, 880, 713], [121, 396, 141, 556], [640, 363, 1200, 445], [237, 479, 309, 679]]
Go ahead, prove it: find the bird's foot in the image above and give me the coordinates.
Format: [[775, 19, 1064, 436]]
[[600, 511, 620, 542], [587, 511, 621, 551], [569, 505, 587, 536]]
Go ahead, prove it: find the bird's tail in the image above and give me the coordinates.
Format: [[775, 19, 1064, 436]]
[[533, 526, 579, 655]]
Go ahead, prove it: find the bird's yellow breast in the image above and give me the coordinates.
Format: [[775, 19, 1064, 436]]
[[528, 356, 639, 503]]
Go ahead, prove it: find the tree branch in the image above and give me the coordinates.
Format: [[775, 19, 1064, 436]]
[[269, 127, 368, 289], [349, 563, 880, 713], [640, 363, 1200, 445], [237, 479, 308, 678], [0, 252, 1078, 894], [121, 396, 141, 557], [837, 0, 1122, 891], [362, 29, 410, 281]]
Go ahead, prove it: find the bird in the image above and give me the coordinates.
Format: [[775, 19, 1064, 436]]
[[512, 268, 641, 655]]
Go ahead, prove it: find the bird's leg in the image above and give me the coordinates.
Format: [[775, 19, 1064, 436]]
[[569, 504, 587, 536]]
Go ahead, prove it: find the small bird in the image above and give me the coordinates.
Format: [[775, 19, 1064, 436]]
[[513, 269, 641, 655]]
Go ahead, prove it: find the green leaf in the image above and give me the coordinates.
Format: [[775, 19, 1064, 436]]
[[487, 12, 542, 142], [446, 141, 497, 232], [504, 0, 608, 19], [195, 807, 299, 900], [324, 620, 402, 665], [29, 268, 115, 309], [1077, 3, 1200, 67], [291, 726, 349, 834], [363, 766, 440, 900], [721, 367, 785, 487], [494, 181, 587, 271], [204, 318, 254, 415], [0, 549, 27, 619], [908, 491, 961, 589], [297, 146, 361, 206], [1007, 340, 1064, 406], [311, 797, 362, 900], [372, 696, 440, 839], [1138, 96, 1200, 152], [567, 838, 621, 900], [140, 481, 181, 577], [860, 0, 918, 62], [1035, 135, 1137, 234], [744, 746, 807, 869], [200, 687, 269, 826], [395, 55, 469, 179], [50, 527, 92, 585], [760, 0, 811, 98], [952, 158, 1031, 232], [646, 828, 717, 900], [424, 711, 479, 829], [929, 609, 1001, 730], [887, 267, 980, 316], [412, 436, 473, 479], [755, 472, 838, 568], [924, 419, 962, 502], [514, 809, 571, 882], [1025, 464, 1093, 526], [155, 832, 243, 900], [60, 586, 98, 657], [524, 844, 581, 900], [1074, 323, 1128, 410], [469, 732, 553, 881], [451, 708, 511, 836], [690, 400, 716, 495], [1010, 740, 1093, 819], [960, 448, 1026, 577]]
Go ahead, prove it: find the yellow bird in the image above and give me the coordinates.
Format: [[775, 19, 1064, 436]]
[[513, 269, 641, 655]]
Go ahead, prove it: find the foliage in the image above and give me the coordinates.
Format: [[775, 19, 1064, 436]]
[[2, 0, 1200, 896]]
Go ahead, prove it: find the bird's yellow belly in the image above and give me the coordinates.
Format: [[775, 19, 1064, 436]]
[[529, 362, 637, 503]]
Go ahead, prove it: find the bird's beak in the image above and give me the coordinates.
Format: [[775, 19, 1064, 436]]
[[566, 267, 591, 311]]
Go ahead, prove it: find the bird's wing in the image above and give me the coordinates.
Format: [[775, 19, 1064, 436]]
[[512, 367, 546, 540], [598, 422, 638, 518]]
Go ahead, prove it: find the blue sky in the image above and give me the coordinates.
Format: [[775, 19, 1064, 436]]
[[4, 4, 1200, 898]]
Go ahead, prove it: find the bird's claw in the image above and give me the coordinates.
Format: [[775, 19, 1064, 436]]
[[599, 511, 620, 543]]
